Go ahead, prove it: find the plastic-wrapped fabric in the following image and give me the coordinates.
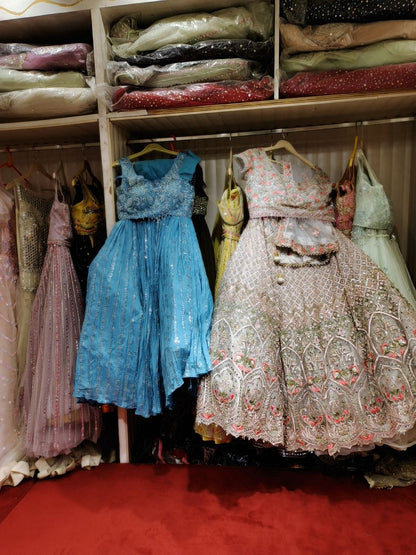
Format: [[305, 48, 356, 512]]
[[107, 59, 265, 88], [280, 0, 416, 25], [304, 0, 416, 25], [281, 40, 416, 77], [280, 19, 416, 54], [0, 43, 34, 56], [110, 2, 274, 57], [0, 87, 97, 121], [114, 38, 274, 67], [280, 62, 416, 98], [112, 76, 274, 110], [0, 43, 93, 72], [280, 0, 308, 25], [0, 68, 87, 92]]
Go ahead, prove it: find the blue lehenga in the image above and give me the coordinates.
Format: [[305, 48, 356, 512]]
[[73, 151, 213, 416]]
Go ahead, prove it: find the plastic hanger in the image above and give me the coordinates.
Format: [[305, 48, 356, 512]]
[[6, 161, 54, 191], [263, 139, 316, 169], [112, 142, 179, 168], [72, 158, 95, 185], [0, 147, 24, 179]]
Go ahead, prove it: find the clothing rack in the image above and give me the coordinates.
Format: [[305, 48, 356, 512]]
[[126, 116, 416, 146], [6, 142, 100, 153]]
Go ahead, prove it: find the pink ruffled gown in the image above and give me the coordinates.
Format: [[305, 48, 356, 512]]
[[22, 184, 101, 458]]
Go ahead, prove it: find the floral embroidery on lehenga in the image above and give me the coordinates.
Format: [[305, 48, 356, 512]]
[[195, 148, 416, 456]]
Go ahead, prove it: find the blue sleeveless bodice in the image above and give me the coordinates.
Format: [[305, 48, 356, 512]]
[[117, 152, 199, 220]]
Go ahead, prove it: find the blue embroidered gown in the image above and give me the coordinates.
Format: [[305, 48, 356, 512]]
[[73, 151, 213, 416]]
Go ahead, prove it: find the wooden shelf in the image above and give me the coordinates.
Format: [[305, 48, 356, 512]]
[[0, 113, 100, 148], [109, 90, 416, 139]]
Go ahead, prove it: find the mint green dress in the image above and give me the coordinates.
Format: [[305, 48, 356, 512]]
[[351, 150, 416, 310]]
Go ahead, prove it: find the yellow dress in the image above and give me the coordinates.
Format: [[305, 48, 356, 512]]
[[214, 185, 245, 299]]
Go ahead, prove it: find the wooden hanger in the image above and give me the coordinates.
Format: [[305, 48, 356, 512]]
[[112, 142, 179, 168], [226, 147, 235, 197], [348, 136, 359, 168], [6, 161, 54, 191], [263, 139, 316, 169]]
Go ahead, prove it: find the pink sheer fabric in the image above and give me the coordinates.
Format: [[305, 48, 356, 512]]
[[112, 76, 274, 110], [22, 187, 101, 458], [280, 62, 416, 97]]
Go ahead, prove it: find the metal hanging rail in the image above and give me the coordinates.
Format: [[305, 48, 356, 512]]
[[6, 141, 101, 153], [127, 116, 416, 146]]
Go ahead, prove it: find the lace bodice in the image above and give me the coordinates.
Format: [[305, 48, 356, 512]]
[[233, 148, 334, 220], [15, 184, 53, 292], [117, 151, 200, 220]]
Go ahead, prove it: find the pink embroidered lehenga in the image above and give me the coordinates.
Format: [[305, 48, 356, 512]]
[[196, 148, 416, 456]]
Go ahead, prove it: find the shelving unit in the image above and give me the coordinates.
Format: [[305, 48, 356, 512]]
[[108, 90, 416, 138], [1, 0, 415, 465], [0, 114, 100, 148]]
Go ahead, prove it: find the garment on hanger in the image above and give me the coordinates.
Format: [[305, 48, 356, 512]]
[[115, 38, 274, 67], [351, 149, 416, 310], [0, 186, 24, 486], [107, 58, 265, 89], [213, 184, 245, 299], [280, 39, 416, 78], [279, 19, 416, 54], [14, 183, 53, 380], [22, 179, 101, 458], [110, 2, 274, 57], [280, 61, 416, 98], [70, 163, 106, 298], [191, 164, 216, 297], [331, 138, 357, 238], [112, 76, 274, 111], [74, 151, 213, 416], [195, 146, 416, 456]]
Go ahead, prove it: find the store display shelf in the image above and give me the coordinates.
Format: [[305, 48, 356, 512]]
[[108, 90, 416, 138], [0, 113, 100, 148]]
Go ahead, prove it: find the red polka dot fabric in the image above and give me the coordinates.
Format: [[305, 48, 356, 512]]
[[280, 61, 416, 97], [112, 76, 274, 110]]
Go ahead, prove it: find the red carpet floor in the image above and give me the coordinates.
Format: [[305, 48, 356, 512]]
[[0, 463, 415, 554]]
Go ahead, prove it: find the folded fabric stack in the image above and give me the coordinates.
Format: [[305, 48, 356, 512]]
[[108, 1, 275, 111], [0, 42, 97, 120], [278, 0, 416, 98]]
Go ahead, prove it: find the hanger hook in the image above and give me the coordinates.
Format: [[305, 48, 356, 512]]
[[355, 121, 364, 149]]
